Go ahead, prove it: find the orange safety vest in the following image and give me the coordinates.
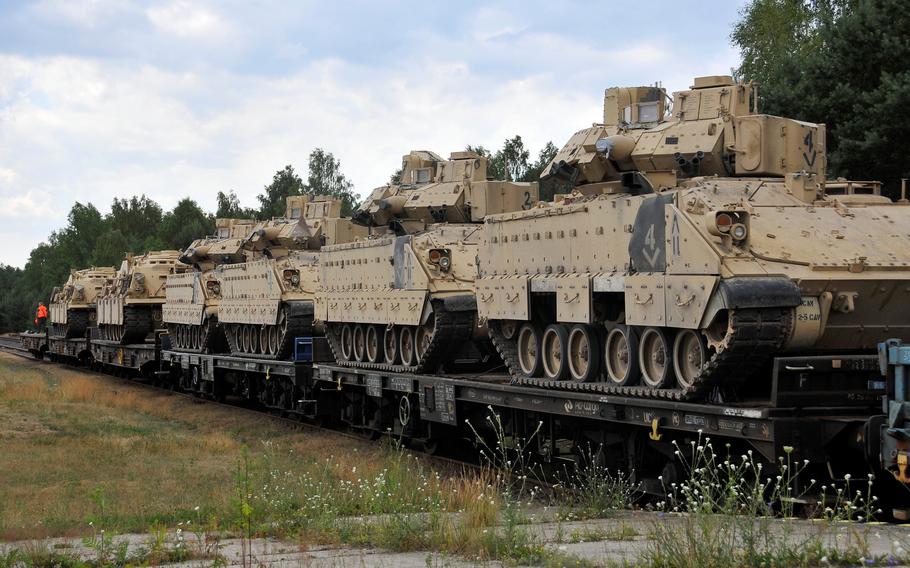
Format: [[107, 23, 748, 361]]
[[36, 305, 48, 319]]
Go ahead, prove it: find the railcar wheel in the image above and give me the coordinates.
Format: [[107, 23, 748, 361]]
[[541, 324, 570, 380], [517, 323, 543, 377], [365, 325, 381, 363], [605, 325, 640, 386], [639, 327, 674, 388], [400, 327, 415, 367], [672, 329, 709, 389], [353, 324, 366, 362], [567, 324, 600, 382], [384, 326, 400, 364], [500, 320, 519, 341], [340, 323, 354, 361]]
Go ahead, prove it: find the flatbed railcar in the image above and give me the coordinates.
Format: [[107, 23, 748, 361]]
[[14, 330, 910, 512]]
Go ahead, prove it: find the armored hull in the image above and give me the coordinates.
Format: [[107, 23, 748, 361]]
[[163, 219, 257, 353], [317, 151, 538, 373], [477, 75, 910, 401], [49, 267, 117, 338], [214, 196, 366, 359], [319, 226, 484, 372], [98, 251, 188, 344]]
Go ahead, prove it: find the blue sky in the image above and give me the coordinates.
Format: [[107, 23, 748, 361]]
[[0, 0, 747, 267]]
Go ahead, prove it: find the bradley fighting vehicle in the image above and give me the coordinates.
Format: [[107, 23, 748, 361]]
[[49, 266, 117, 338], [477, 75, 910, 400], [317, 151, 538, 373], [216, 196, 367, 358], [97, 251, 188, 343], [163, 218, 259, 353]]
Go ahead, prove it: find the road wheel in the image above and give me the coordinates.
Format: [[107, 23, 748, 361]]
[[500, 320, 519, 340], [353, 324, 366, 362], [541, 324, 570, 380], [415, 315, 434, 362], [673, 329, 709, 389], [400, 327, 415, 366], [365, 325, 381, 363], [383, 325, 400, 364], [567, 324, 600, 382], [639, 327, 674, 388], [340, 323, 354, 361], [260, 326, 271, 355], [604, 325, 639, 386], [517, 322, 543, 377]]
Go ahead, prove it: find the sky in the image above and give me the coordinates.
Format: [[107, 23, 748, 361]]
[[0, 0, 747, 268]]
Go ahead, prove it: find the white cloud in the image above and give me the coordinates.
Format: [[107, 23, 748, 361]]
[[145, 1, 230, 39], [32, 0, 131, 28], [0, 2, 745, 268]]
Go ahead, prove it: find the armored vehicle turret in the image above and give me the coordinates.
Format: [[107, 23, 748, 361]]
[[216, 196, 367, 358], [477, 76, 910, 400], [97, 251, 188, 343], [163, 218, 259, 352], [317, 151, 538, 373], [49, 266, 117, 339]]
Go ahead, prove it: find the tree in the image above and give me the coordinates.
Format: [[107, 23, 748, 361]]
[[256, 165, 304, 219], [107, 195, 163, 254], [216, 190, 256, 219], [732, 0, 910, 195], [525, 142, 558, 182], [302, 148, 358, 216], [158, 198, 215, 251], [467, 138, 557, 183]]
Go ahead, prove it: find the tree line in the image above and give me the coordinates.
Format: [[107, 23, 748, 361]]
[[732, 0, 910, 196], [0, 139, 556, 332]]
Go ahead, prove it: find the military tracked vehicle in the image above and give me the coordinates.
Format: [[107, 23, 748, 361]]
[[217, 196, 367, 358], [163, 218, 259, 353], [317, 151, 538, 373], [477, 75, 910, 401], [97, 251, 188, 344], [49, 266, 117, 338]]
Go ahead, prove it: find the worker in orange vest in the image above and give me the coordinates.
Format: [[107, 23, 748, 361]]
[[35, 302, 48, 332]]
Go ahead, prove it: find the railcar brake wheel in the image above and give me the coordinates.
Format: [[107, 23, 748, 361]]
[[672, 329, 709, 389], [384, 326, 399, 364], [567, 324, 600, 382], [516, 323, 543, 377], [639, 327, 674, 388]]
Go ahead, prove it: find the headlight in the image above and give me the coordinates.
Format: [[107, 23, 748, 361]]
[[283, 269, 301, 286], [707, 210, 749, 243], [730, 223, 748, 241], [428, 249, 451, 272]]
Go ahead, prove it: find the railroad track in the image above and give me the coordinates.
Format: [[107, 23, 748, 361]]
[[0, 335, 34, 358]]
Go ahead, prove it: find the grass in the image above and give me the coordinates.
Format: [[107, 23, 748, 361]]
[[0, 354, 597, 566], [5, 353, 908, 567], [0, 354, 404, 540]]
